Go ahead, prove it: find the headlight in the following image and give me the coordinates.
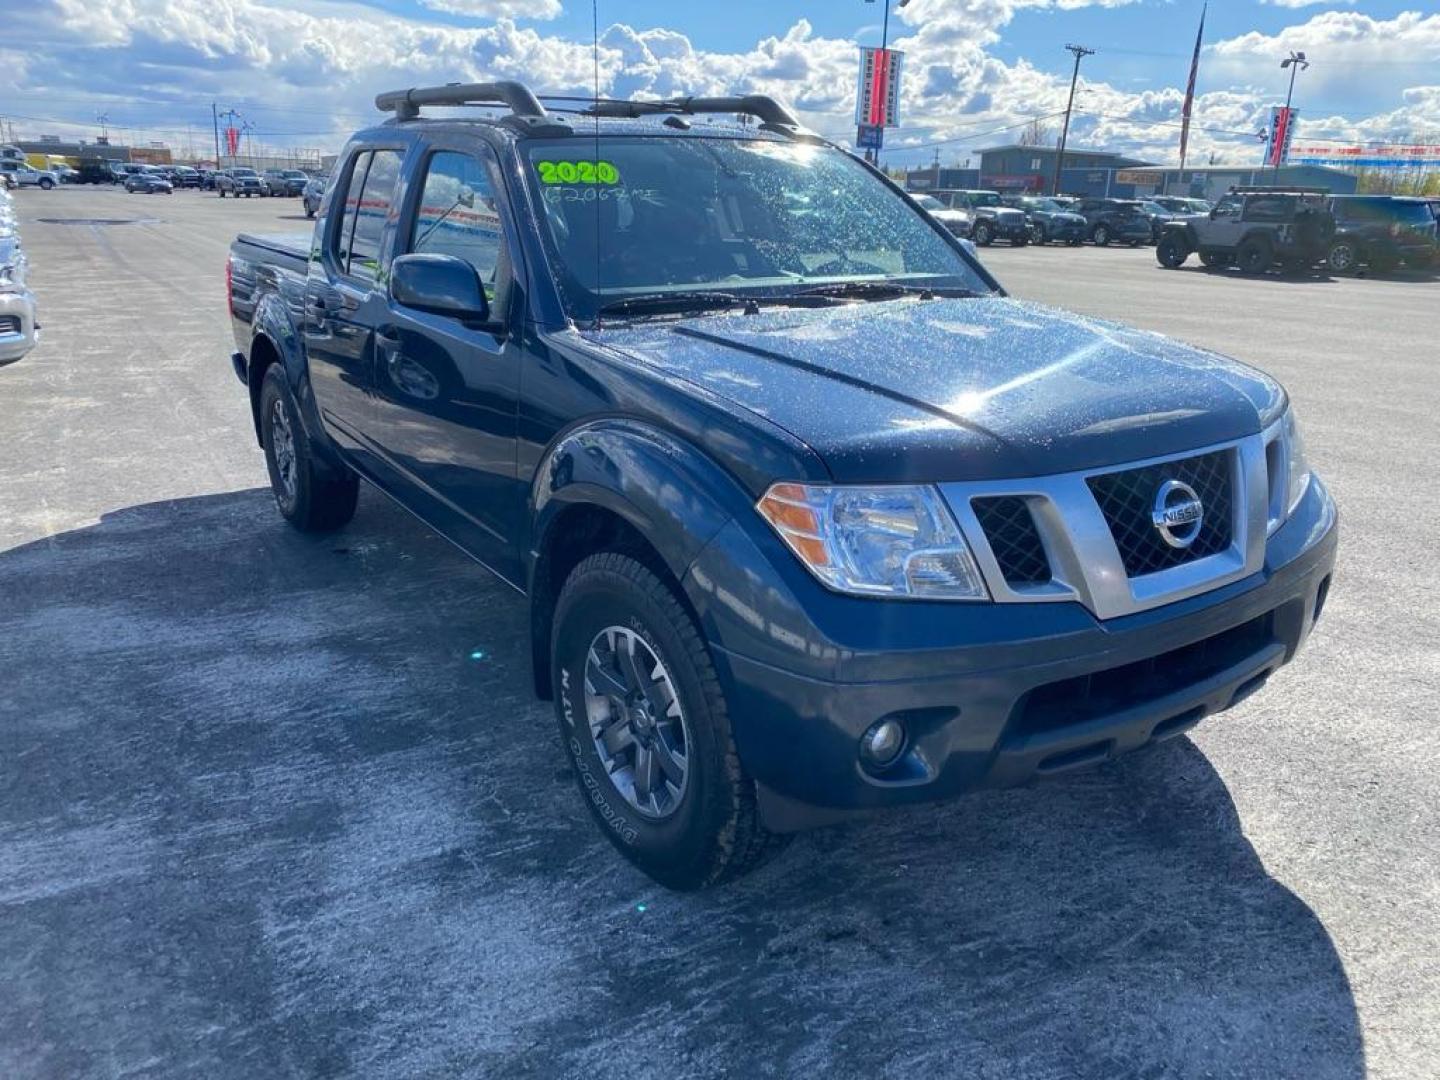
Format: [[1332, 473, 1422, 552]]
[[756, 483, 989, 600], [1283, 406, 1311, 517]]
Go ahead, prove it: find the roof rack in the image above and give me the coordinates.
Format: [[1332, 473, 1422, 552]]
[[572, 95, 811, 138], [374, 81, 570, 134], [1229, 185, 1331, 195]]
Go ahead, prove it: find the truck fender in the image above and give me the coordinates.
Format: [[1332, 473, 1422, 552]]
[[246, 291, 344, 469], [527, 418, 760, 697]]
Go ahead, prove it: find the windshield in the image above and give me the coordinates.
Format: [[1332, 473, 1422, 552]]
[[234, 168, 257, 178], [967, 192, 1002, 207], [1023, 198, 1062, 212], [910, 193, 944, 211], [524, 136, 991, 322]]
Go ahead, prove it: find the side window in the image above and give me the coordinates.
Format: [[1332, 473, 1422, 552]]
[[407, 149, 509, 310], [346, 150, 403, 284], [332, 151, 370, 271]]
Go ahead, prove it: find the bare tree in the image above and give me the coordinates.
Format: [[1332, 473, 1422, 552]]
[[1019, 118, 1056, 147]]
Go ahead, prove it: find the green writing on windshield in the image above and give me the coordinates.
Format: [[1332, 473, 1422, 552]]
[[535, 160, 621, 185]]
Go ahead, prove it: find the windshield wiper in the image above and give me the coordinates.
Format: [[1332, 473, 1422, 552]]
[[797, 281, 981, 301], [595, 291, 758, 321]]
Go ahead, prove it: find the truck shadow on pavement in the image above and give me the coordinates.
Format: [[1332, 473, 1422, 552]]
[[0, 489, 1363, 1080]]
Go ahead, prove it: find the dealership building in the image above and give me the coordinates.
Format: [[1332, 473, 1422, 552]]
[[904, 143, 1358, 199]]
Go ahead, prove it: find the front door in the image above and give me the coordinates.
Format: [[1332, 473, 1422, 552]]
[[368, 144, 526, 586]]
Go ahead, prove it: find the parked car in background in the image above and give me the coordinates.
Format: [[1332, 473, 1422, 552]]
[[1156, 187, 1335, 274], [0, 161, 59, 190], [125, 168, 174, 195], [945, 190, 1029, 246], [1005, 195, 1087, 246], [1139, 200, 1184, 244], [907, 192, 971, 238], [216, 168, 268, 198], [301, 175, 328, 218], [71, 158, 114, 184], [51, 164, 79, 184], [109, 163, 145, 184], [262, 169, 309, 197], [1325, 195, 1438, 274], [1152, 195, 1212, 215], [167, 165, 202, 188], [1, 228, 38, 365], [1076, 198, 1153, 246], [225, 81, 1337, 888]]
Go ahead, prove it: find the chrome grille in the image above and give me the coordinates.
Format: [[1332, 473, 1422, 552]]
[[0, 315, 20, 335], [1086, 450, 1234, 577]]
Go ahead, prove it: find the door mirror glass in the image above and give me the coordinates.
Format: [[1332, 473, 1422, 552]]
[[390, 253, 491, 323]]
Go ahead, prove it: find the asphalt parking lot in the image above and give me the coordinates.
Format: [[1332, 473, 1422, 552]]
[[2, 185, 1437, 1079]]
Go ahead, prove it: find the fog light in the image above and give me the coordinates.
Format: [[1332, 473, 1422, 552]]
[[860, 719, 907, 768]]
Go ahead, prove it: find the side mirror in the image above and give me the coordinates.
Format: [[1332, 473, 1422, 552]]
[[390, 253, 490, 323]]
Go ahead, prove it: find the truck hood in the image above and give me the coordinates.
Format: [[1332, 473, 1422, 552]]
[[583, 296, 1285, 483]]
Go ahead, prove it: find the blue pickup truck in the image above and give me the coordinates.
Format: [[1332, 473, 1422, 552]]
[[227, 82, 1337, 889]]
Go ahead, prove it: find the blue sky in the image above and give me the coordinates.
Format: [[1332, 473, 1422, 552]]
[[5, 1, 1438, 166]]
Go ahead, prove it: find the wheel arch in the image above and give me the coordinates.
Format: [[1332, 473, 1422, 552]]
[[526, 420, 755, 700], [246, 295, 336, 465]]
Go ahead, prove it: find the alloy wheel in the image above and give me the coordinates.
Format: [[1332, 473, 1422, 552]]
[[269, 398, 298, 504], [582, 626, 690, 819]]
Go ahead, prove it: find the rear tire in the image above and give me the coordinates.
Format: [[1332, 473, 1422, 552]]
[[552, 553, 784, 890], [1092, 224, 1112, 246], [259, 365, 358, 532], [1327, 240, 1358, 274], [219, 189, 226, 198], [972, 221, 994, 246], [1236, 236, 1273, 274]]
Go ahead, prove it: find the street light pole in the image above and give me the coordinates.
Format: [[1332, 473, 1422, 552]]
[[1274, 50, 1308, 180], [1051, 44, 1093, 197]]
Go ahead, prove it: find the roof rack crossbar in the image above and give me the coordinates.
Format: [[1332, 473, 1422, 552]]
[[375, 81, 549, 122], [576, 94, 803, 132]]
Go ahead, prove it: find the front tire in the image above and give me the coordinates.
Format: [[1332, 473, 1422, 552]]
[[1092, 224, 1112, 246], [39, 178, 55, 190], [259, 365, 358, 532], [1156, 233, 1189, 268], [972, 221, 994, 246], [552, 553, 782, 890]]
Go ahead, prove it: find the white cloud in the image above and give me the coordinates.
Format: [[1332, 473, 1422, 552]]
[[417, 0, 560, 17], [1259, 0, 1354, 8], [5, 0, 1437, 168]]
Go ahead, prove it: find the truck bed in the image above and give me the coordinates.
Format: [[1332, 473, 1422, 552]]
[[234, 232, 309, 271]]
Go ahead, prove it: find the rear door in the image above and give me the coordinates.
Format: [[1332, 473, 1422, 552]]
[[303, 145, 405, 454], [367, 141, 526, 584]]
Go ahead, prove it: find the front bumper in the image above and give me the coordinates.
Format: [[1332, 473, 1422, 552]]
[[685, 478, 1337, 831], [0, 289, 39, 363]]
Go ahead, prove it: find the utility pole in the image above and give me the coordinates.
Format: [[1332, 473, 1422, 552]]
[[1051, 44, 1093, 197], [211, 103, 221, 165], [96, 112, 111, 144], [1274, 50, 1308, 180]]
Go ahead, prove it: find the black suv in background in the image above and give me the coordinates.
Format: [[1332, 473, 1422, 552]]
[[947, 190, 1030, 246], [1002, 195, 1087, 246], [1076, 198, 1154, 246], [1326, 196, 1438, 274]]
